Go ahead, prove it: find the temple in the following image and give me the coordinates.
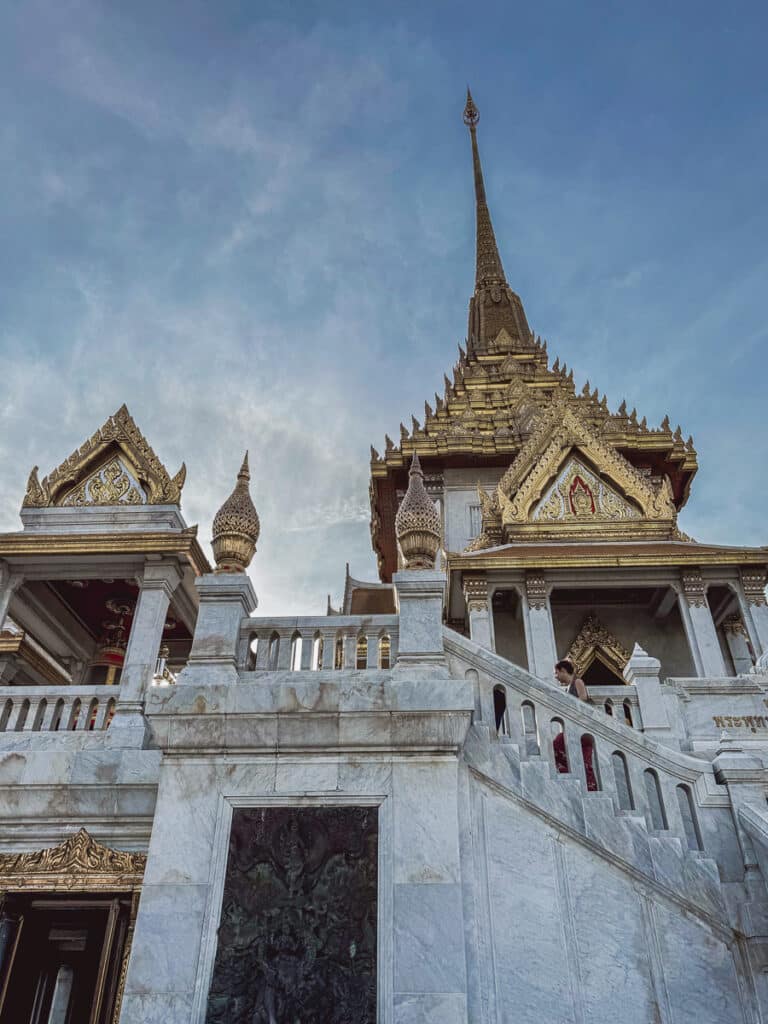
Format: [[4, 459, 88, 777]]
[[1, 93, 768, 1024]]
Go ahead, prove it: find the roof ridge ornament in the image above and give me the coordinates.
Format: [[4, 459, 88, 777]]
[[394, 453, 441, 569], [211, 451, 260, 573]]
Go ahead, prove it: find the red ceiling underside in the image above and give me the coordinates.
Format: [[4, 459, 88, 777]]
[[47, 578, 190, 641]]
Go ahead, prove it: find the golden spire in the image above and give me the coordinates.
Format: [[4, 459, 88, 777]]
[[211, 452, 260, 573], [464, 88, 506, 290], [394, 453, 441, 569]]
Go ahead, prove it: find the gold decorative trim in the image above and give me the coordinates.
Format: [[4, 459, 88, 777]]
[[463, 575, 489, 612], [525, 572, 548, 609], [0, 631, 71, 686], [0, 828, 146, 892], [447, 543, 768, 572], [721, 613, 748, 638], [23, 405, 186, 509], [0, 530, 211, 575], [742, 571, 768, 607], [566, 614, 631, 681], [681, 571, 707, 608]]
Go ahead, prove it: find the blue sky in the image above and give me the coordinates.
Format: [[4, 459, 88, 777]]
[[1, 1, 766, 614]]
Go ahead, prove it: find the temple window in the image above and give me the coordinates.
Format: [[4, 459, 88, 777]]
[[612, 752, 634, 810], [676, 784, 703, 851], [643, 769, 668, 830], [378, 633, 391, 669], [356, 635, 368, 670], [521, 701, 540, 755], [493, 685, 509, 735], [468, 503, 482, 539]]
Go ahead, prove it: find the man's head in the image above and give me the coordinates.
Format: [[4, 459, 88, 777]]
[[554, 658, 576, 685]]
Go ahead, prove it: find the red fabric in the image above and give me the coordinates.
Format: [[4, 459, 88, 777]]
[[553, 732, 598, 792]]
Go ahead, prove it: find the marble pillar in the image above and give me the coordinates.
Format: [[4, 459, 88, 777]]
[[679, 572, 726, 678], [523, 572, 557, 682], [0, 562, 22, 632], [109, 562, 183, 739], [462, 575, 493, 650], [741, 571, 768, 657], [722, 614, 755, 675]]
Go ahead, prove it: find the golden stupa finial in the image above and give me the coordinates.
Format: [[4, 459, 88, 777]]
[[211, 451, 260, 573], [462, 88, 506, 291], [395, 452, 441, 569]]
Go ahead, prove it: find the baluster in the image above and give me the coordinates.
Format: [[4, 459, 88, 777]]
[[92, 698, 110, 730], [321, 631, 336, 669], [300, 632, 313, 671], [7, 699, 31, 732], [564, 721, 588, 787], [277, 630, 293, 670], [343, 632, 357, 669], [366, 634, 378, 669], [255, 631, 271, 669], [389, 632, 399, 665]]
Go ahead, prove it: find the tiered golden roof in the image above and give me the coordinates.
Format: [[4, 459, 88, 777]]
[[369, 92, 697, 580]]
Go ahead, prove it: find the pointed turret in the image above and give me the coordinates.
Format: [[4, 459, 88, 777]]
[[211, 452, 260, 572], [463, 89, 531, 352]]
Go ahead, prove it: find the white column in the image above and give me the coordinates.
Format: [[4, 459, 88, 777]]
[[463, 575, 493, 650], [679, 572, 726, 677], [523, 572, 557, 682], [722, 614, 754, 674], [110, 562, 183, 737], [741, 571, 768, 656], [0, 562, 22, 632]]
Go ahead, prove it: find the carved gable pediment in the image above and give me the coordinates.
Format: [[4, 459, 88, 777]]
[[532, 457, 640, 523], [0, 828, 146, 891], [492, 404, 677, 542], [23, 405, 186, 508], [567, 614, 631, 684]]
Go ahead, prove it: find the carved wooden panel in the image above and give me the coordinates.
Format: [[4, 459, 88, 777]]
[[205, 807, 378, 1024]]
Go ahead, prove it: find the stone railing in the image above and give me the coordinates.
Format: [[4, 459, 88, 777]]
[[239, 615, 399, 672], [0, 685, 118, 733], [587, 684, 642, 728], [445, 630, 731, 862]]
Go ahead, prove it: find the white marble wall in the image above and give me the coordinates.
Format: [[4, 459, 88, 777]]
[[119, 752, 470, 1024], [465, 777, 753, 1024]]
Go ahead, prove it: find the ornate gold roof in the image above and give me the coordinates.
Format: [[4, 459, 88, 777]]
[[22, 404, 185, 508], [467, 402, 681, 548], [369, 92, 697, 581]]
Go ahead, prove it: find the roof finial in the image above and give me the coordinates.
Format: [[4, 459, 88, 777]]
[[395, 454, 441, 569], [463, 88, 506, 290], [212, 450, 260, 573]]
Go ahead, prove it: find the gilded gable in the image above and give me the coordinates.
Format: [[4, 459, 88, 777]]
[[23, 405, 185, 509]]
